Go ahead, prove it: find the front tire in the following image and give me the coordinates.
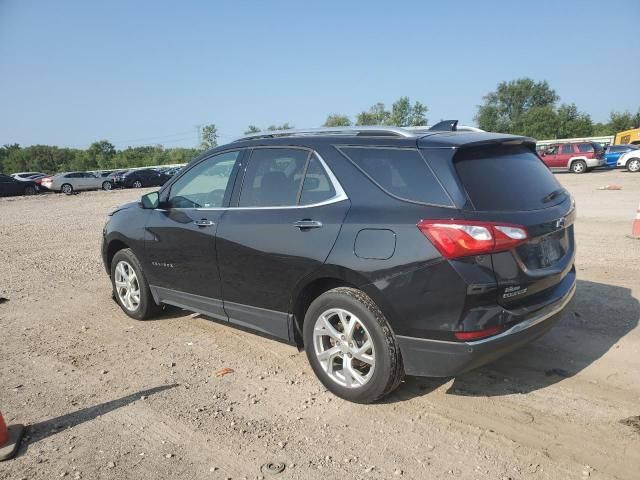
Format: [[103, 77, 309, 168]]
[[627, 158, 640, 173], [110, 248, 160, 320], [24, 185, 36, 195], [570, 160, 586, 174], [303, 287, 403, 403], [102, 181, 112, 191], [132, 180, 143, 188], [61, 183, 73, 195]]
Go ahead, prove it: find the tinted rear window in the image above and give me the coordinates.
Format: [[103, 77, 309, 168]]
[[454, 145, 564, 211], [339, 147, 453, 206]]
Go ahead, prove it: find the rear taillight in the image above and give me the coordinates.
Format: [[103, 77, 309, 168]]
[[417, 220, 528, 259], [454, 325, 502, 341]]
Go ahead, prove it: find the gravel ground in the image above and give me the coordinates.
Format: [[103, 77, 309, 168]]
[[0, 170, 639, 480]]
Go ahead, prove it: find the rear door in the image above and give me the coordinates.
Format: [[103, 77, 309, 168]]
[[216, 147, 350, 341], [451, 143, 576, 309], [556, 143, 575, 168]]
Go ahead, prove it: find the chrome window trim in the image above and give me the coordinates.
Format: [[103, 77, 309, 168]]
[[166, 148, 348, 211]]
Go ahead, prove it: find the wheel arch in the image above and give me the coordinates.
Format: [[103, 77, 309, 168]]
[[105, 237, 131, 274], [567, 156, 588, 168], [288, 266, 399, 350]]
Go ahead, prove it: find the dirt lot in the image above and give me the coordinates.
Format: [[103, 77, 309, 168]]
[[1, 170, 639, 480]]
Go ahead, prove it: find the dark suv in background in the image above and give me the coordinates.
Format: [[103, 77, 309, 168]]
[[102, 123, 576, 403], [111, 168, 171, 188]]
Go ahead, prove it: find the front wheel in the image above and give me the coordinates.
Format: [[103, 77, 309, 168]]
[[24, 185, 36, 195], [102, 181, 112, 191], [627, 158, 640, 173], [303, 287, 403, 403], [570, 160, 586, 174], [110, 248, 160, 320], [132, 180, 143, 188]]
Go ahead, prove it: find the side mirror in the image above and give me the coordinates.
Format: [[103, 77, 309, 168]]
[[141, 191, 159, 209]]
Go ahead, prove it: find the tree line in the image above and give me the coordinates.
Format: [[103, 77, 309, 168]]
[[2, 80, 638, 175]]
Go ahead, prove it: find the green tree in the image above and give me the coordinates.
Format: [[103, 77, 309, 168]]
[[518, 106, 560, 139], [475, 78, 559, 133], [556, 104, 593, 138], [356, 102, 390, 125], [267, 123, 294, 131], [244, 125, 261, 134], [608, 110, 640, 133], [323, 114, 351, 127], [200, 124, 218, 150], [409, 101, 428, 126], [87, 140, 116, 169]]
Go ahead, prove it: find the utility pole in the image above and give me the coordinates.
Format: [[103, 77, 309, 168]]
[[195, 125, 202, 147]]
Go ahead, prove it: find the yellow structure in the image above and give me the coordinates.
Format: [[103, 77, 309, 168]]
[[614, 128, 640, 145]]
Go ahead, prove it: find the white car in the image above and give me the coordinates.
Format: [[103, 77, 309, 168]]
[[41, 171, 106, 194], [617, 149, 640, 172]]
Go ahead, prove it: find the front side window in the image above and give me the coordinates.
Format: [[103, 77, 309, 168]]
[[339, 147, 453, 206], [239, 148, 309, 207], [167, 150, 240, 208]]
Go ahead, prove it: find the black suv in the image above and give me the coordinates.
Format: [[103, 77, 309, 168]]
[[102, 123, 576, 403], [112, 168, 171, 188]]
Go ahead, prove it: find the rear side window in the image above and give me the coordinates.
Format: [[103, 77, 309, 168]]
[[339, 147, 453, 206], [299, 154, 336, 206], [560, 144, 573, 154], [577, 143, 594, 153], [454, 145, 564, 211]]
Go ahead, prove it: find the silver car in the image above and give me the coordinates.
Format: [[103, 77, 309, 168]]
[[41, 171, 105, 195]]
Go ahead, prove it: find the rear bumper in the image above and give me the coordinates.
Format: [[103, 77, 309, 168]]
[[585, 157, 604, 168], [397, 279, 576, 377]]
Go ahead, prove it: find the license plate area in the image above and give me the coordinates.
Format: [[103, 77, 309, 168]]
[[516, 228, 568, 270]]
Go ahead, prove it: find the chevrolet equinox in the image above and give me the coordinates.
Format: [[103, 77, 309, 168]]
[[102, 123, 576, 403]]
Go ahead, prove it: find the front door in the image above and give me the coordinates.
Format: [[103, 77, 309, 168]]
[[143, 149, 244, 320], [216, 147, 350, 341]]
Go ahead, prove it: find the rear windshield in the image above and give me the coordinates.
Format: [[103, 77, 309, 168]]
[[454, 144, 565, 211]]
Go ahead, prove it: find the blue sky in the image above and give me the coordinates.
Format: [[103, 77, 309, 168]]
[[1, 0, 638, 149]]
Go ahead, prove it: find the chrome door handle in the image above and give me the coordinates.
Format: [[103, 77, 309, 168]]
[[294, 220, 323, 230], [194, 219, 215, 227]]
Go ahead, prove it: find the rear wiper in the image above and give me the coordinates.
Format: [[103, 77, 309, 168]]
[[542, 188, 567, 203]]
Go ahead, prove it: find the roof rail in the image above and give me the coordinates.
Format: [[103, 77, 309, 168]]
[[233, 126, 417, 142]]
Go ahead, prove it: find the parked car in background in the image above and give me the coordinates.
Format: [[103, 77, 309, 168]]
[[102, 125, 576, 403], [96, 170, 128, 190], [0, 174, 39, 196], [617, 149, 640, 172], [111, 168, 171, 188], [11, 172, 47, 181], [539, 142, 605, 173], [604, 144, 638, 168], [41, 171, 105, 194]]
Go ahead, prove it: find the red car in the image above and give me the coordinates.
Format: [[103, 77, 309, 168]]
[[538, 142, 605, 173]]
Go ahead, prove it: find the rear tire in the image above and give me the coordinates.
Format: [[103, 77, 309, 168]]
[[110, 248, 161, 320], [24, 185, 36, 195], [570, 160, 586, 174], [303, 287, 403, 403], [102, 181, 112, 191], [627, 158, 640, 172], [132, 180, 143, 188], [61, 183, 73, 195]]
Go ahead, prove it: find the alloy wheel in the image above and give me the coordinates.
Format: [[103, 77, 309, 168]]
[[628, 158, 640, 172], [133, 180, 142, 188], [313, 308, 375, 388], [114, 260, 141, 311]]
